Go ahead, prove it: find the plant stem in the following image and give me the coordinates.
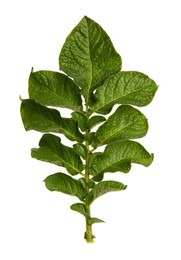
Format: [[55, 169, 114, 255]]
[[85, 134, 94, 243], [84, 103, 94, 243]]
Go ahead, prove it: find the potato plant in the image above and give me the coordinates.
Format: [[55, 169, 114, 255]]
[[20, 16, 158, 243]]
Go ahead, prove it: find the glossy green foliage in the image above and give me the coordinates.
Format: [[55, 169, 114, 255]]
[[32, 134, 84, 175], [59, 16, 122, 101], [90, 71, 158, 114], [90, 140, 154, 178], [92, 105, 149, 147], [21, 99, 83, 142], [20, 16, 158, 243], [88, 181, 127, 204], [29, 70, 83, 111], [44, 173, 87, 201]]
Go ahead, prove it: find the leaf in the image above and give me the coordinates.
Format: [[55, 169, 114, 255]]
[[90, 140, 154, 177], [59, 16, 122, 101], [44, 173, 87, 201], [20, 99, 83, 142], [31, 134, 84, 175], [70, 203, 89, 218], [78, 178, 96, 189], [60, 118, 84, 142], [87, 115, 106, 130], [85, 132, 95, 145], [89, 218, 105, 225], [20, 99, 61, 132], [73, 143, 87, 160], [70, 204, 105, 225], [90, 71, 158, 114], [92, 173, 104, 182], [72, 111, 88, 132], [29, 70, 82, 111], [92, 105, 148, 147], [89, 181, 127, 203]]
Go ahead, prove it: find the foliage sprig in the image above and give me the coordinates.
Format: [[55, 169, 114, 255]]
[[20, 16, 158, 243]]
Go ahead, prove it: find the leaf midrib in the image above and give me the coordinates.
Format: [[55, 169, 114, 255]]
[[94, 84, 152, 112], [51, 180, 83, 199], [58, 179, 86, 200], [92, 152, 150, 176], [96, 117, 146, 145], [92, 186, 124, 195], [35, 73, 78, 109], [31, 72, 81, 109], [35, 108, 77, 140], [43, 145, 80, 173], [43, 83, 76, 109], [33, 148, 64, 167], [85, 17, 93, 104]]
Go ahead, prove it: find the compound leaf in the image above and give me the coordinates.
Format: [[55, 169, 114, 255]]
[[31, 134, 84, 175], [59, 16, 122, 101], [89, 180, 127, 203], [29, 70, 82, 111], [90, 71, 158, 114], [90, 140, 154, 177], [92, 105, 148, 147], [20, 16, 158, 242], [20, 99, 83, 142], [44, 173, 87, 201]]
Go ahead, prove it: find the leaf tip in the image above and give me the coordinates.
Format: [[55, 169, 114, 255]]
[[19, 95, 23, 101], [82, 15, 90, 21], [151, 153, 154, 162]]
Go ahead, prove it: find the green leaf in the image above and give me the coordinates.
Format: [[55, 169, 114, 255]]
[[78, 178, 96, 189], [70, 203, 89, 218], [78, 178, 87, 189], [73, 143, 87, 160], [20, 99, 61, 132], [29, 70, 82, 111], [92, 105, 148, 147], [70, 203, 105, 225], [89, 181, 127, 203], [90, 140, 154, 177], [89, 218, 105, 225], [44, 173, 87, 201], [60, 118, 84, 142], [87, 115, 106, 130], [85, 132, 95, 145], [90, 71, 158, 114], [20, 99, 83, 142], [92, 173, 104, 182], [59, 16, 122, 101], [31, 134, 84, 175], [72, 111, 88, 132]]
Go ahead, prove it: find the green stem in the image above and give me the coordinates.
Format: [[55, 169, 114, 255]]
[[84, 103, 94, 243]]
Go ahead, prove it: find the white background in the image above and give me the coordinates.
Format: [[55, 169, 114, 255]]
[[1, 0, 181, 259]]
